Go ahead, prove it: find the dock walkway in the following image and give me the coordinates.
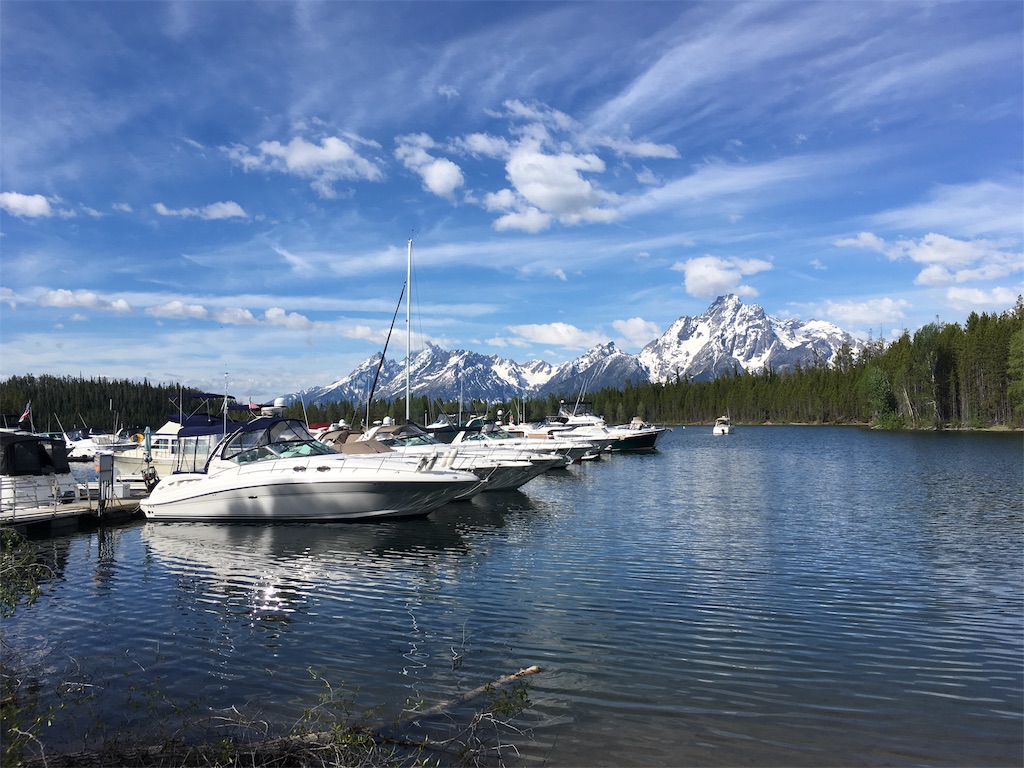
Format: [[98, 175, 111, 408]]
[[1, 491, 144, 534]]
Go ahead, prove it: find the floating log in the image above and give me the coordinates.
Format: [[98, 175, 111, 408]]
[[399, 664, 542, 724]]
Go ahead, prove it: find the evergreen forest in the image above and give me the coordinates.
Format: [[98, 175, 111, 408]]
[[2, 302, 1022, 433]]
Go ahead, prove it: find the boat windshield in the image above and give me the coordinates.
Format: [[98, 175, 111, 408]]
[[220, 419, 336, 464], [461, 424, 513, 442], [384, 432, 438, 447]]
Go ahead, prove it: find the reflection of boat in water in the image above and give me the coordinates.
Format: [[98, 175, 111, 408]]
[[1, 429, 79, 516], [140, 417, 479, 523], [713, 416, 734, 435]]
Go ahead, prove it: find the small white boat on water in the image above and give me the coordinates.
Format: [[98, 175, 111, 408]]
[[140, 417, 479, 523], [713, 416, 734, 435], [1, 429, 79, 516]]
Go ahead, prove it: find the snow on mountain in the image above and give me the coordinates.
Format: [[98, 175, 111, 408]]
[[290, 295, 864, 407], [639, 295, 862, 383]]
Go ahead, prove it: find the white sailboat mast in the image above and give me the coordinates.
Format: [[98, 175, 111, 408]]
[[405, 238, 412, 423]]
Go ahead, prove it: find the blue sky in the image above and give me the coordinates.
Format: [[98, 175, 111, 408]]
[[1, 1, 1021, 403]]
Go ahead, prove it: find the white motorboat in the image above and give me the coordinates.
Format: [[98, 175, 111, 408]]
[[1, 429, 79, 516], [525, 402, 667, 452], [713, 416, 734, 435], [454, 420, 598, 463], [140, 417, 479, 523], [357, 420, 565, 493], [63, 428, 137, 461]]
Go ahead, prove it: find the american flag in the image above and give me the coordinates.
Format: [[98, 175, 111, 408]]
[[19, 401, 31, 422]]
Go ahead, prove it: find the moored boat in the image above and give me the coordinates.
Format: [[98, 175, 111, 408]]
[[357, 420, 566, 493], [1, 429, 79, 515], [140, 417, 479, 522], [713, 416, 734, 435], [524, 402, 667, 452]]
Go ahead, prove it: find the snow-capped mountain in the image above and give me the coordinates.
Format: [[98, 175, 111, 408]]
[[290, 295, 864, 407], [638, 294, 861, 383]]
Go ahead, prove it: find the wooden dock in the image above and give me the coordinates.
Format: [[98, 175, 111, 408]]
[[1, 492, 145, 534]]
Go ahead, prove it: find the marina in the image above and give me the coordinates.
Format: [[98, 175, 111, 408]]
[[3, 425, 1021, 767]]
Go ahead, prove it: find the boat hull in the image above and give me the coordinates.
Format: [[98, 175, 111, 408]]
[[608, 428, 664, 452], [140, 465, 477, 523]]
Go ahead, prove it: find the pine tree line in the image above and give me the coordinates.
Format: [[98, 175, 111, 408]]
[[3, 301, 1022, 432], [0, 376, 218, 434]]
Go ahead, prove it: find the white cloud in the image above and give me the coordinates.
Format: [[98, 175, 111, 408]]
[[37, 289, 134, 313], [493, 207, 552, 234], [264, 307, 327, 330], [0, 192, 53, 217], [833, 231, 891, 253], [224, 135, 384, 199], [213, 308, 258, 325], [490, 146, 619, 230], [507, 147, 606, 215], [458, 133, 511, 158], [613, 317, 662, 348], [395, 133, 465, 199], [594, 136, 679, 159], [671, 255, 773, 298], [506, 321, 608, 350], [836, 231, 1023, 286], [152, 201, 248, 220], [946, 286, 1021, 313], [146, 300, 209, 320], [822, 298, 909, 328]]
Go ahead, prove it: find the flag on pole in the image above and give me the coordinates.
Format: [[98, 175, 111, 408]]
[[249, 398, 259, 411], [18, 401, 31, 422]]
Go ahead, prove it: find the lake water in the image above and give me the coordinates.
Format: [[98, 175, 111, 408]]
[[6, 426, 1022, 766]]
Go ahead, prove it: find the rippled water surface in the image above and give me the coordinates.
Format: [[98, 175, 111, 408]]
[[7, 426, 1023, 766]]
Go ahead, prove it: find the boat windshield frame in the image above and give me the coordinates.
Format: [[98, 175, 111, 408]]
[[218, 418, 336, 465]]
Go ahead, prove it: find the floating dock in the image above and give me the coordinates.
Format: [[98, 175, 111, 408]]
[[1, 489, 145, 535]]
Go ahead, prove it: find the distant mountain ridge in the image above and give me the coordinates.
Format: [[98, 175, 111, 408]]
[[289, 295, 864, 407]]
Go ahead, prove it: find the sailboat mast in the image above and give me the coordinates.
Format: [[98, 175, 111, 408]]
[[405, 238, 412, 423]]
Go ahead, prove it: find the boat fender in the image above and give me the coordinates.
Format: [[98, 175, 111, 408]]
[[444, 449, 458, 467]]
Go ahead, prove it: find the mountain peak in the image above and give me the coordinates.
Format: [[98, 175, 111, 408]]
[[290, 296, 864, 406]]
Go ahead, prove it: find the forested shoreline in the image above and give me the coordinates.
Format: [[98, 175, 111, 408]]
[[2, 303, 1022, 433]]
